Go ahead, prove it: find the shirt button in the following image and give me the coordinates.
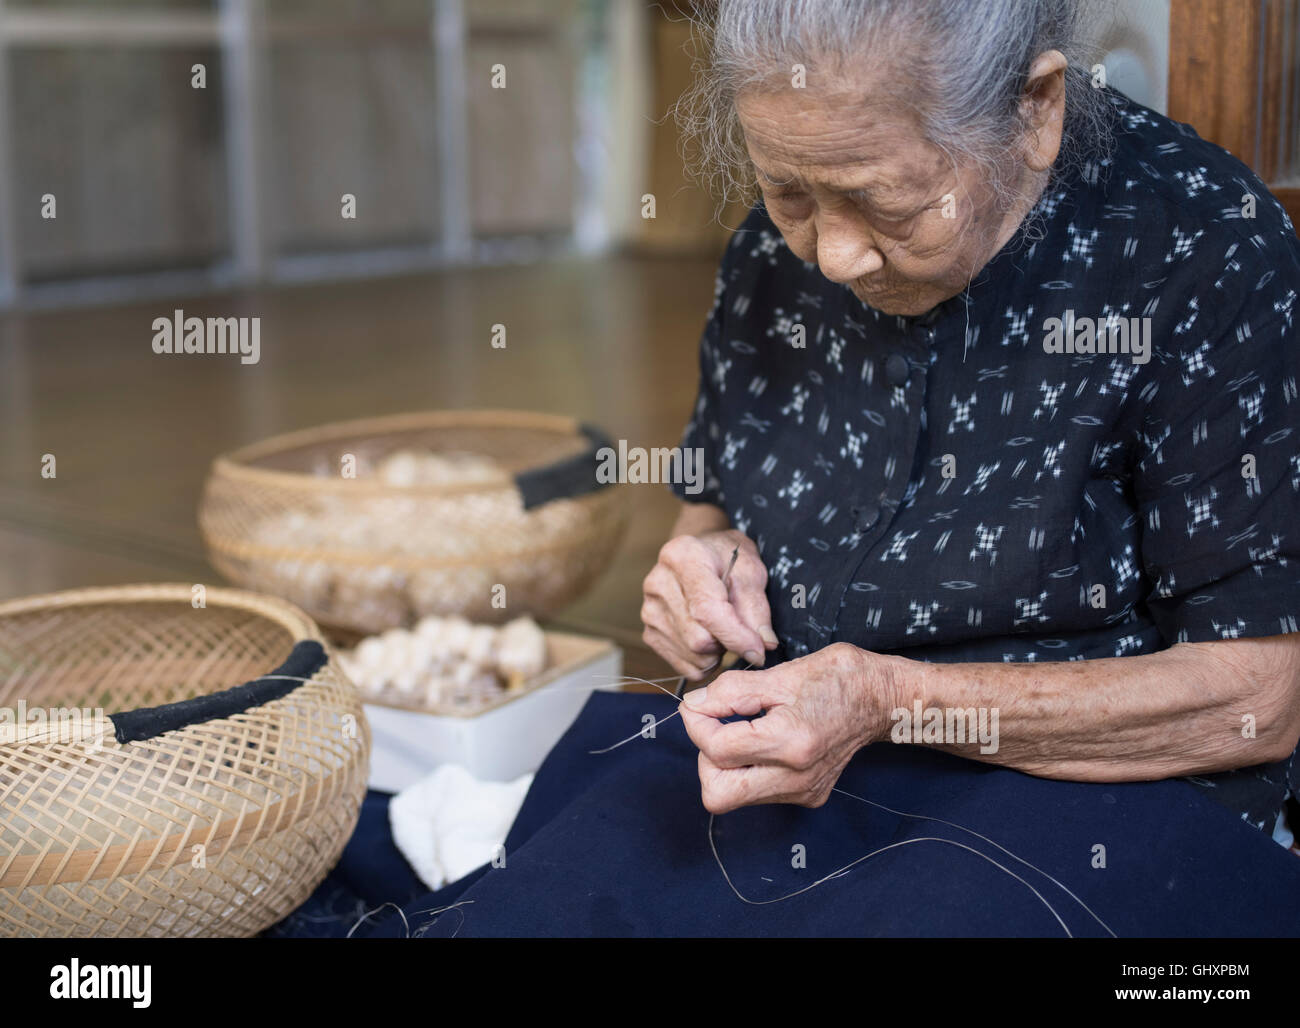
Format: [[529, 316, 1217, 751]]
[[885, 353, 910, 387], [850, 504, 879, 534]]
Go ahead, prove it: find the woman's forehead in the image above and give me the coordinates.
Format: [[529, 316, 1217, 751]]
[[747, 131, 946, 195], [737, 87, 936, 177]]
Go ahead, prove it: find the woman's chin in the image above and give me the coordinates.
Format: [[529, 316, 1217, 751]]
[[850, 278, 961, 318], [851, 285, 931, 318]]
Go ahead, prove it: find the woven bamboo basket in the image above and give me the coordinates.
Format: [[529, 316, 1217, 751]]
[[0, 584, 370, 938], [198, 410, 629, 633]]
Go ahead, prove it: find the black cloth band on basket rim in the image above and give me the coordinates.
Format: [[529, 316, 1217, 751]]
[[514, 423, 617, 511], [109, 639, 328, 744]]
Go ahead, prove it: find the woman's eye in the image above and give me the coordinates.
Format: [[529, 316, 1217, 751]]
[[766, 190, 812, 215], [858, 197, 912, 221], [847, 190, 923, 222]]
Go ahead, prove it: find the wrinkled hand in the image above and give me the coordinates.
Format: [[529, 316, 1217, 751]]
[[679, 642, 902, 813], [641, 529, 778, 681]]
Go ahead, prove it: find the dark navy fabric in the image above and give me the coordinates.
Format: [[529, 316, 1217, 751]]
[[668, 87, 1300, 829], [284, 693, 1300, 938], [263, 791, 432, 939]]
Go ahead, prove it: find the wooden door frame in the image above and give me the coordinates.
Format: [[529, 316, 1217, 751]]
[[1168, 0, 1300, 230]]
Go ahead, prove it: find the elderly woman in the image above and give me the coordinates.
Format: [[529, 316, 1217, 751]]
[[288, 0, 1300, 939], [642, 0, 1300, 838]]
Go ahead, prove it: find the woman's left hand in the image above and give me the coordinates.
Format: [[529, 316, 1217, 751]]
[[678, 642, 904, 813]]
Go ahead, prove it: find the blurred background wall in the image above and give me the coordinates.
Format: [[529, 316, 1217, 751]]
[[0, 0, 1295, 676], [0, 0, 651, 306], [0, 0, 1204, 310]]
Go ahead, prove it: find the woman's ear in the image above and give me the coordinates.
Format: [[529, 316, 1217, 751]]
[[1019, 49, 1069, 173]]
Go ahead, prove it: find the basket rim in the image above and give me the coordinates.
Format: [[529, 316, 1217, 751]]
[[206, 408, 592, 496], [0, 584, 326, 748], [0, 586, 367, 896], [199, 506, 626, 567]]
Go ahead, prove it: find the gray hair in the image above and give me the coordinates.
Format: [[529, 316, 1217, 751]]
[[677, 0, 1116, 217]]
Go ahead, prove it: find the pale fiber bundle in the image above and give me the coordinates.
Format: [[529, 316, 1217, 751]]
[[0, 585, 370, 938], [375, 449, 502, 488], [339, 614, 548, 715], [199, 410, 629, 634]]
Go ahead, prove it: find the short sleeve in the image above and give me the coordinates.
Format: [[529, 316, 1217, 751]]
[[1134, 252, 1300, 644]]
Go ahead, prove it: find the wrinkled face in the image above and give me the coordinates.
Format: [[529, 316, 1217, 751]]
[[737, 81, 1032, 317]]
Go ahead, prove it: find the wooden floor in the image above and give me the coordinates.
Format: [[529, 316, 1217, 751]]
[[0, 253, 720, 682]]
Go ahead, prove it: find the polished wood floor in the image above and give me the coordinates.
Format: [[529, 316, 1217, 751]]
[[0, 253, 720, 682]]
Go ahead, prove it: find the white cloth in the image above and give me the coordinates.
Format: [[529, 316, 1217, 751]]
[[388, 763, 533, 891]]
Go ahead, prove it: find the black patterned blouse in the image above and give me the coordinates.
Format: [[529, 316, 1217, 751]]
[[670, 88, 1300, 832]]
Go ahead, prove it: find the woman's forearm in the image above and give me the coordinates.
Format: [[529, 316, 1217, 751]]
[[670, 501, 730, 538], [888, 636, 1300, 781]]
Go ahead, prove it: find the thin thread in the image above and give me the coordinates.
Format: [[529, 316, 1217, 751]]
[[830, 786, 1116, 937], [962, 287, 973, 363], [585, 672, 712, 754], [588, 709, 682, 755], [492, 677, 674, 699], [610, 675, 696, 699], [348, 671, 688, 710], [707, 784, 1117, 937], [583, 681, 1115, 936], [410, 900, 475, 939], [348, 899, 475, 939], [356, 653, 1114, 937], [346, 901, 411, 939], [476, 671, 698, 701], [707, 817, 1075, 935]]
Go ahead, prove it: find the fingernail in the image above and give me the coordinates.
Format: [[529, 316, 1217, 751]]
[[760, 627, 779, 648], [743, 649, 763, 666]]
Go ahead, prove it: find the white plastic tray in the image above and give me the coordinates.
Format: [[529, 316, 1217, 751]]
[[363, 631, 622, 790]]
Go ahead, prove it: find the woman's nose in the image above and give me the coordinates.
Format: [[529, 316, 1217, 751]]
[[815, 216, 884, 284]]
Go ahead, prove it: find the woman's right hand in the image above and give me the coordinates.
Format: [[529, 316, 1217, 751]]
[[640, 528, 779, 681]]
